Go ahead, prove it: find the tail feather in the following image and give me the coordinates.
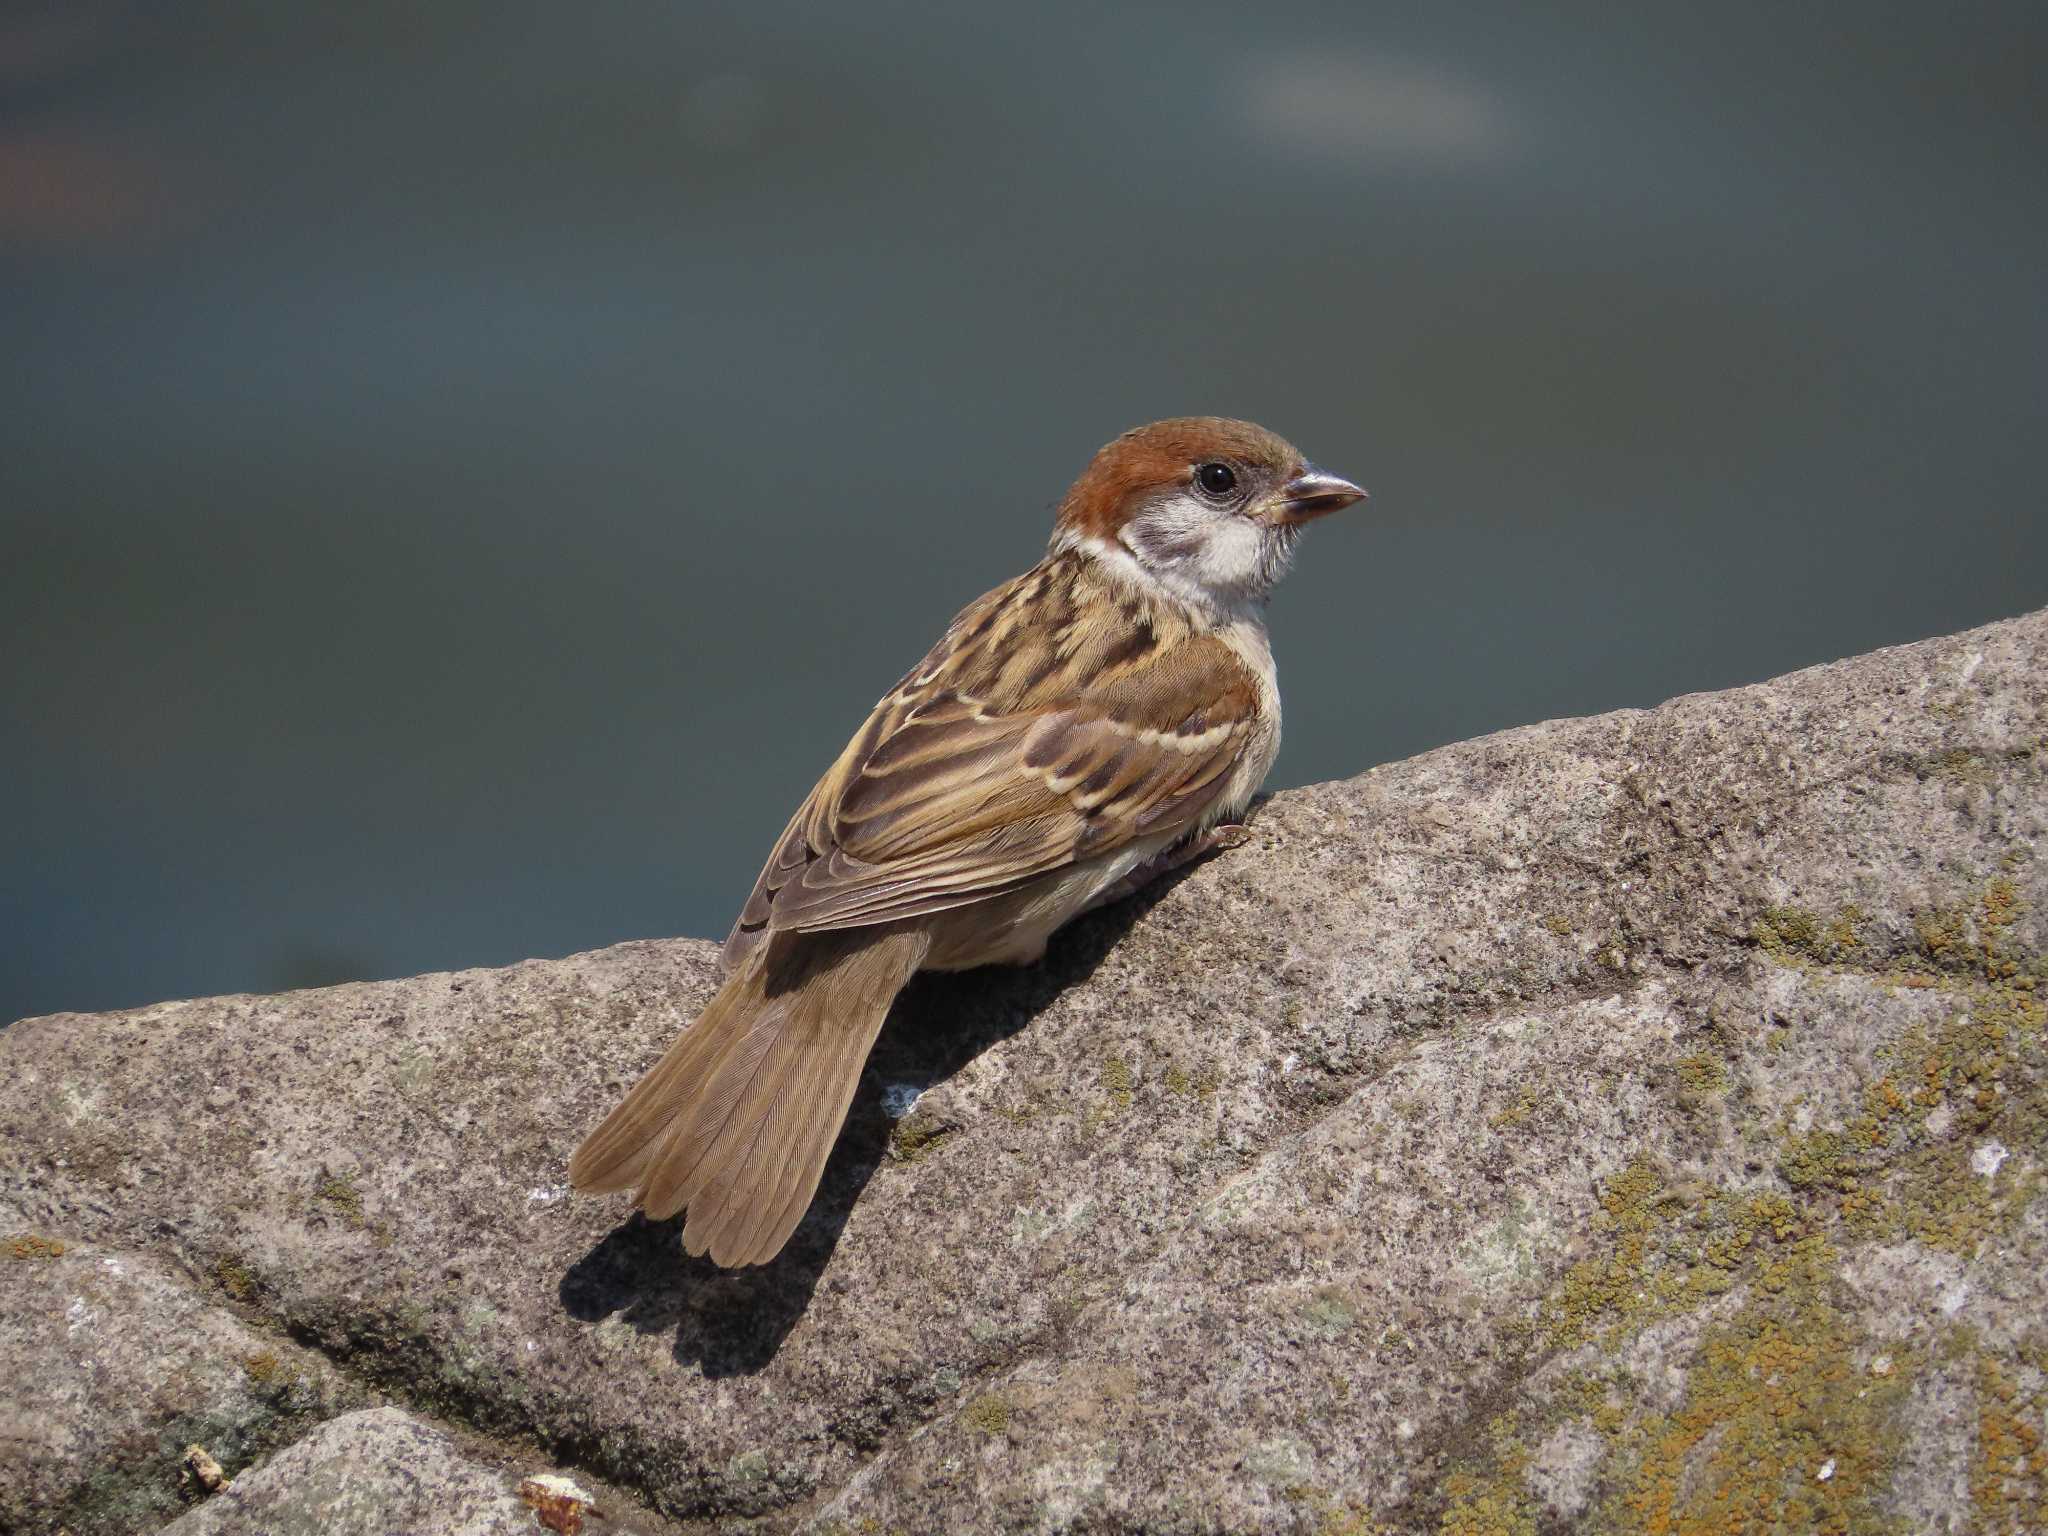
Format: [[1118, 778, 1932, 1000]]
[[569, 929, 928, 1267], [692, 998, 877, 1265], [567, 983, 746, 1195], [641, 1007, 780, 1220]]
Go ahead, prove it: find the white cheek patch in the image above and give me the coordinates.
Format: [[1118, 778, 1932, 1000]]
[[1116, 493, 1294, 615], [1191, 514, 1268, 589]]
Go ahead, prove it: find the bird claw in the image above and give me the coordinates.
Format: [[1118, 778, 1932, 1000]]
[[1205, 822, 1251, 852]]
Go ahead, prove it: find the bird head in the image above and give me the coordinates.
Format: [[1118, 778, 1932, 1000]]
[[1053, 417, 1365, 616]]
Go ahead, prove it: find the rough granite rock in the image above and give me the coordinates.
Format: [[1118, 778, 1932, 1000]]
[[160, 1406, 564, 1536], [0, 1235, 365, 1534], [3, 606, 2045, 1535]]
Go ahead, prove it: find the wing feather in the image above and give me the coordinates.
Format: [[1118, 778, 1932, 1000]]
[[721, 550, 1261, 967]]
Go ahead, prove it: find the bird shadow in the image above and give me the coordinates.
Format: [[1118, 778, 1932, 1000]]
[[555, 857, 1208, 1378]]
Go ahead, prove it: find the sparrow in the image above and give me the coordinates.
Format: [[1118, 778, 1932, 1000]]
[[569, 417, 1365, 1266]]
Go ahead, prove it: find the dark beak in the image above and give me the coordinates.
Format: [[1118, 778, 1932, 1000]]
[[1275, 465, 1368, 524]]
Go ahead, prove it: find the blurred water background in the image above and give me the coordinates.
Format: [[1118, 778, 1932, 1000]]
[[5, 2, 2045, 1023]]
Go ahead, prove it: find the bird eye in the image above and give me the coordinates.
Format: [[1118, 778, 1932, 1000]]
[[1195, 462, 1238, 498]]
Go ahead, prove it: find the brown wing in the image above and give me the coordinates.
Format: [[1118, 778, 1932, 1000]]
[[720, 550, 1260, 969]]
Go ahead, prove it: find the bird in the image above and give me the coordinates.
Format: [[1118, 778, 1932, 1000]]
[[568, 417, 1365, 1266]]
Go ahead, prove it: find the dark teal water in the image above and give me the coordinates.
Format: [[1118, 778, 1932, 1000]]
[[6, 2, 2045, 1022]]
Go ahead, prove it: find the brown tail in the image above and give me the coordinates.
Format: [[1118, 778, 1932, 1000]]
[[568, 928, 928, 1267]]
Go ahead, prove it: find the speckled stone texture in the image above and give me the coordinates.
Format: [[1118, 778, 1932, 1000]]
[[0, 1236, 363, 1534], [159, 1407, 542, 1536], [3, 606, 2044, 1534]]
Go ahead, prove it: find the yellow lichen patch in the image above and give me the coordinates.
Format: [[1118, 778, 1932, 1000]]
[[1859, 981, 2045, 1254], [1444, 1213, 1897, 1535], [1162, 1056, 1224, 1098], [315, 1171, 364, 1226], [887, 1110, 955, 1163], [212, 1254, 258, 1301], [1910, 873, 2037, 985], [1497, 872, 2046, 1531], [1673, 1054, 1728, 1095], [1749, 873, 2046, 1253], [8, 1233, 66, 1259], [1283, 1484, 1391, 1536], [1542, 1157, 1691, 1348], [963, 1392, 1011, 1436], [1983, 876, 2020, 932], [242, 1349, 283, 1386], [1917, 907, 1970, 967], [1671, 1053, 1730, 1120], [1489, 1088, 1544, 1131], [1084, 1054, 1137, 1130], [1753, 904, 1819, 958], [1515, 1177, 1919, 1526], [1972, 1354, 2047, 1533], [1754, 902, 1865, 965], [1100, 1054, 1134, 1109], [1437, 1468, 1538, 1536], [1434, 1415, 1544, 1535], [992, 1090, 1047, 1123], [1556, 1177, 1730, 1321], [1776, 1126, 1858, 1196], [1826, 907, 1867, 957], [1600, 1219, 1909, 1536], [1934, 747, 1994, 785]]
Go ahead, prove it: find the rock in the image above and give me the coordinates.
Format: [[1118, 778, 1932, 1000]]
[[3, 606, 2044, 1533], [0, 1235, 364, 1533], [160, 1407, 542, 1536]]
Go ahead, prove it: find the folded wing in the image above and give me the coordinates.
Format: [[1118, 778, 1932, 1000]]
[[722, 553, 1260, 968]]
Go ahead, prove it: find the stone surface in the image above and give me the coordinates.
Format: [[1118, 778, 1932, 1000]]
[[0, 1234, 364, 1534], [3, 606, 2045, 1534], [162, 1407, 542, 1536]]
